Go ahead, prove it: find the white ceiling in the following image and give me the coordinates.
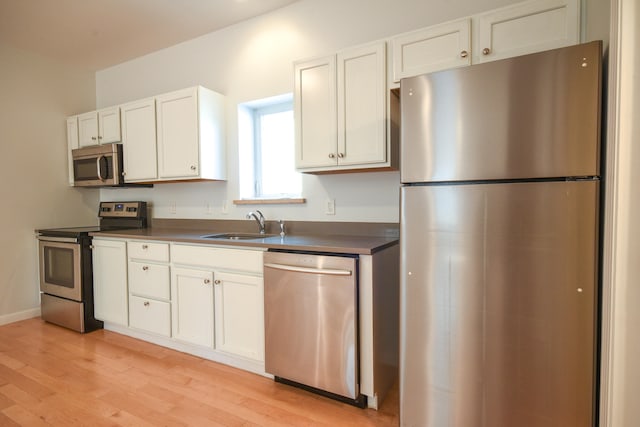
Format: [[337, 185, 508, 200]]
[[0, 0, 300, 71]]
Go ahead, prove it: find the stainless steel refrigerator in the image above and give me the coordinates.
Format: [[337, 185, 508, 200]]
[[399, 41, 602, 427]]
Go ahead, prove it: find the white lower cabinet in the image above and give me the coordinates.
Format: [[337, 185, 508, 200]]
[[129, 295, 171, 337], [214, 271, 264, 361], [92, 238, 128, 326], [171, 267, 215, 348]]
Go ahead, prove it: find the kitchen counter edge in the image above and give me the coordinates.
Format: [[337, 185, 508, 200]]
[[89, 227, 398, 255]]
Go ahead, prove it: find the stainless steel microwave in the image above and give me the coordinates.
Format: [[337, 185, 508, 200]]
[[72, 143, 124, 187]]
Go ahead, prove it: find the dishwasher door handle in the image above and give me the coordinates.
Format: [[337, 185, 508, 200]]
[[264, 263, 352, 276]]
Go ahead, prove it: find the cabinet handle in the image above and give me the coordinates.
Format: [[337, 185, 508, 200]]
[[142, 266, 149, 271], [214, 279, 221, 285], [190, 165, 196, 171], [204, 279, 212, 284], [460, 50, 468, 58], [143, 301, 150, 307], [122, 171, 127, 176], [142, 244, 148, 249], [91, 136, 97, 141], [89, 245, 94, 249], [482, 47, 491, 55], [337, 153, 345, 158], [98, 135, 103, 140], [328, 153, 335, 159]]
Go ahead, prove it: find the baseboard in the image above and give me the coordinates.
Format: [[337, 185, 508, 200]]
[[0, 307, 41, 326]]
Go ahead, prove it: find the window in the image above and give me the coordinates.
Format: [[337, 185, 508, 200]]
[[238, 94, 301, 200]]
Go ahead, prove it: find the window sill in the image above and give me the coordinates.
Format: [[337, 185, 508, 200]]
[[233, 198, 306, 205]]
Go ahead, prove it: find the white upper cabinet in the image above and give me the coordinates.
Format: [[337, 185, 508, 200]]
[[66, 116, 79, 186], [475, 0, 580, 64], [390, 0, 580, 81], [121, 97, 157, 182], [294, 55, 337, 169], [78, 107, 121, 147], [392, 18, 471, 82], [295, 41, 394, 173], [337, 42, 387, 167], [156, 86, 226, 181]]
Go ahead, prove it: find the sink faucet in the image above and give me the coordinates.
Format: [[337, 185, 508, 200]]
[[246, 210, 266, 234]]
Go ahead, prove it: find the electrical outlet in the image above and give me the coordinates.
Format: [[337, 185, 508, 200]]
[[326, 198, 335, 215], [169, 201, 176, 215], [205, 202, 213, 215], [221, 200, 229, 215]]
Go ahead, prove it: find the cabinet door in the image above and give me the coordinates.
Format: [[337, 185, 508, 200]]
[[337, 42, 387, 166], [171, 267, 214, 347], [66, 116, 79, 186], [294, 55, 337, 169], [77, 111, 98, 147], [156, 87, 200, 179], [475, 0, 580, 63], [391, 18, 471, 81], [97, 107, 121, 144], [214, 271, 264, 361], [92, 239, 128, 325], [121, 98, 157, 182]]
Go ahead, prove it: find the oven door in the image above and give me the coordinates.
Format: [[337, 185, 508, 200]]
[[38, 238, 82, 301]]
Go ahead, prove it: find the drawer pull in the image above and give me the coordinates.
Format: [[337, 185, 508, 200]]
[[142, 244, 148, 250], [143, 301, 150, 307], [142, 265, 149, 271]]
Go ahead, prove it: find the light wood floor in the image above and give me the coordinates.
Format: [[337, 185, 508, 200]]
[[0, 318, 399, 426]]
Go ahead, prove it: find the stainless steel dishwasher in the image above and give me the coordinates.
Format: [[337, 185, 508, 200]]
[[263, 250, 364, 407]]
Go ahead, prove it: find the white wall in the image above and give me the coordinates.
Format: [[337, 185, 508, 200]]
[[604, 0, 640, 424], [0, 43, 98, 323], [95, 0, 520, 223]]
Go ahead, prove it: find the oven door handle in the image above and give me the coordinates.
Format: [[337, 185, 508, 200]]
[[96, 155, 105, 181], [38, 236, 79, 244]]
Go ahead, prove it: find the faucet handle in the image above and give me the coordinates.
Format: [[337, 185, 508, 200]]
[[277, 219, 285, 237]]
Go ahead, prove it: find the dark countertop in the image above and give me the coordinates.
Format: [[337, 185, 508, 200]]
[[89, 227, 399, 255]]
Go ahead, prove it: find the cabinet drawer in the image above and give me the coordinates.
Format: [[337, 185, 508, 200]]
[[128, 261, 170, 300], [129, 295, 171, 337], [171, 244, 263, 274], [128, 241, 169, 262]]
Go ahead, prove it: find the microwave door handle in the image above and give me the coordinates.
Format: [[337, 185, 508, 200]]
[[96, 155, 105, 181]]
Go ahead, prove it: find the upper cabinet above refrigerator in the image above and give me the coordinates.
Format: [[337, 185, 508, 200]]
[[391, 0, 581, 82]]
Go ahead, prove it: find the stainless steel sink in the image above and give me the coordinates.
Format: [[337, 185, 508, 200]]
[[200, 232, 275, 240]]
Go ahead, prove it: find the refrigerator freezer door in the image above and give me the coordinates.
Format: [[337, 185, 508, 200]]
[[400, 181, 598, 427], [400, 41, 602, 184]]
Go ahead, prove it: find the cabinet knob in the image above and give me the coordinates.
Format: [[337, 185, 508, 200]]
[[142, 244, 148, 249], [337, 153, 345, 158], [142, 265, 149, 271], [190, 165, 197, 171], [98, 136, 103, 140], [89, 245, 94, 249], [203, 278, 211, 284], [482, 47, 491, 55], [214, 279, 221, 285], [91, 136, 97, 141], [328, 153, 335, 159], [122, 171, 127, 176], [143, 301, 150, 307], [460, 50, 468, 58]]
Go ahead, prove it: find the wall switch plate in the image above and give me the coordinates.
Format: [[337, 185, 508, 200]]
[[169, 201, 177, 214], [326, 198, 335, 215]]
